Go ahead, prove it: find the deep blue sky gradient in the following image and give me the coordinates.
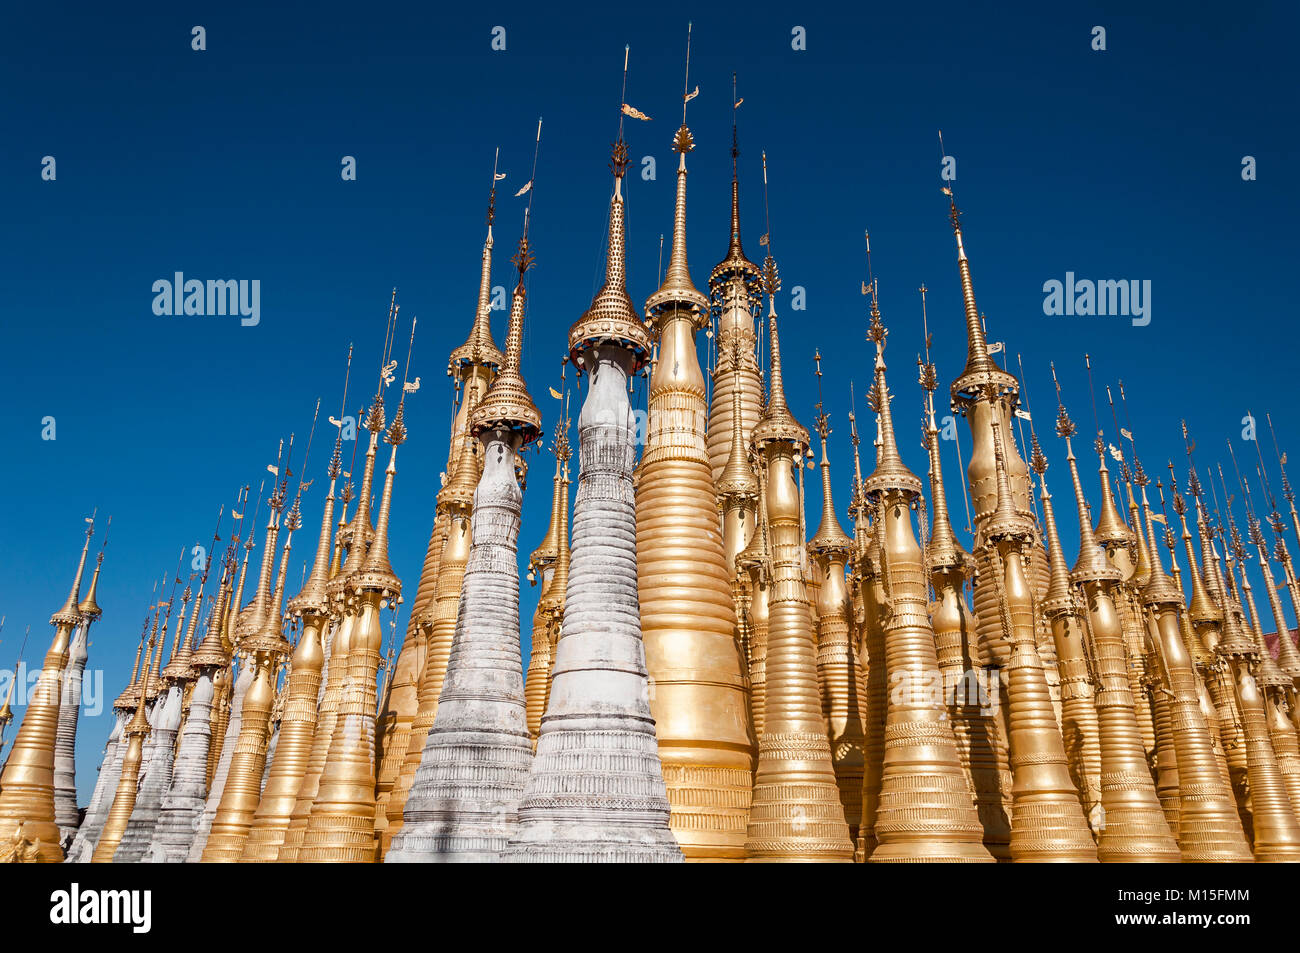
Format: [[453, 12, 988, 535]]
[[2, 2, 1297, 800]]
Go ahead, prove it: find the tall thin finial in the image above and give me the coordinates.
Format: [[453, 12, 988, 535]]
[[731, 72, 740, 158], [760, 150, 773, 261], [618, 44, 630, 141], [488, 146, 500, 230], [681, 22, 694, 126], [524, 117, 543, 230], [1266, 412, 1295, 507], [813, 349, 827, 439], [331, 344, 354, 480]]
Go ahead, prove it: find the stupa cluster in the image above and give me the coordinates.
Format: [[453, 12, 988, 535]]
[[4, 56, 1300, 864]]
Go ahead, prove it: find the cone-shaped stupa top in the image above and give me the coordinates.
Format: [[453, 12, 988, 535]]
[[710, 78, 761, 292], [1092, 443, 1133, 547], [51, 519, 95, 626], [358, 321, 415, 597], [530, 417, 569, 577], [290, 435, 344, 618], [862, 289, 922, 500], [945, 196, 1018, 409], [1051, 382, 1121, 583], [1030, 434, 1077, 614], [1174, 484, 1224, 625], [751, 254, 809, 452], [645, 121, 710, 325], [1138, 481, 1183, 607], [920, 350, 970, 572], [808, 363, 853, 556], [78, 522, 109, 620], [568, 138, 651, 370], [448, 169, 505, 375], [472, 226, 542, 445]]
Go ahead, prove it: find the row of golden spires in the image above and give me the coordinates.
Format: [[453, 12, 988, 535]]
[[4, 45, 1300, 862]]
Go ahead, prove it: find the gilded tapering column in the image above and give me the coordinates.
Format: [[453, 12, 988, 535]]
[[717, 334, 760, 683], [849, 420, 891, 861], [1253, 647, 1300, 826], [983, 391, 1097, 862], [943, 199, 1036, 677], [92, 637, 157, 863], [55, 542, 105, 845], [1054, 398, 1180, 862], [1218, 514, 1300, 860], [736, 470, 770, 739], [807, 362, 868, 845], [637, 120, 754, 862], [1238, 495, 1300, 818], [389, 220, 541, 862], [302, 345, 409, 863], [206, 502, 260, 791], [504, 133, 680, 863], [192, 491, 278, 862], [278, 490, 355, 861], [202, 440, 303, 862], [920, 350, 1011, 861], [1185, 468, 1253, 829], [1088, 437, 1159, 764], [1140, 482, 1253, 862], [741, 244, 853, 863], [1027, 434, 1103, 831], [859, 299, 990, 863], [242, 411, 346, 862], [0, 521, 94, 863], [706, 103, 763, 488]]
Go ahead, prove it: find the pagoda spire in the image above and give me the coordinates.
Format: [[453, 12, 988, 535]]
[[189, 440, 293, 860], [706, 72, 764, 488], [392, 147, 544, 859], [739, 162, 851, 863], [206, 405, 319, 862], [855, 267, 990, 863], [54, 519, 111, 842], [1132, 430, 1256, 860], [504, 51, 677, 862], [807, 349, 869, 845], [1217, 484, 1300, 859], [303, 305, 413, 863], [1263, 414, 1300, 658], [919, 310, 1011, 860], [1027, 419, 1103, 833], [1231, 435, 1300, 684], [1051, 377, 1180, 861], [983, 383, 1097, 862], [633, 46, 754, 861], [0, 515, 97, 863], [940, 184, 1044, 685]]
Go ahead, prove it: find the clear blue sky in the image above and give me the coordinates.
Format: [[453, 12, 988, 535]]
[[2, 2, 1297, 800]]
